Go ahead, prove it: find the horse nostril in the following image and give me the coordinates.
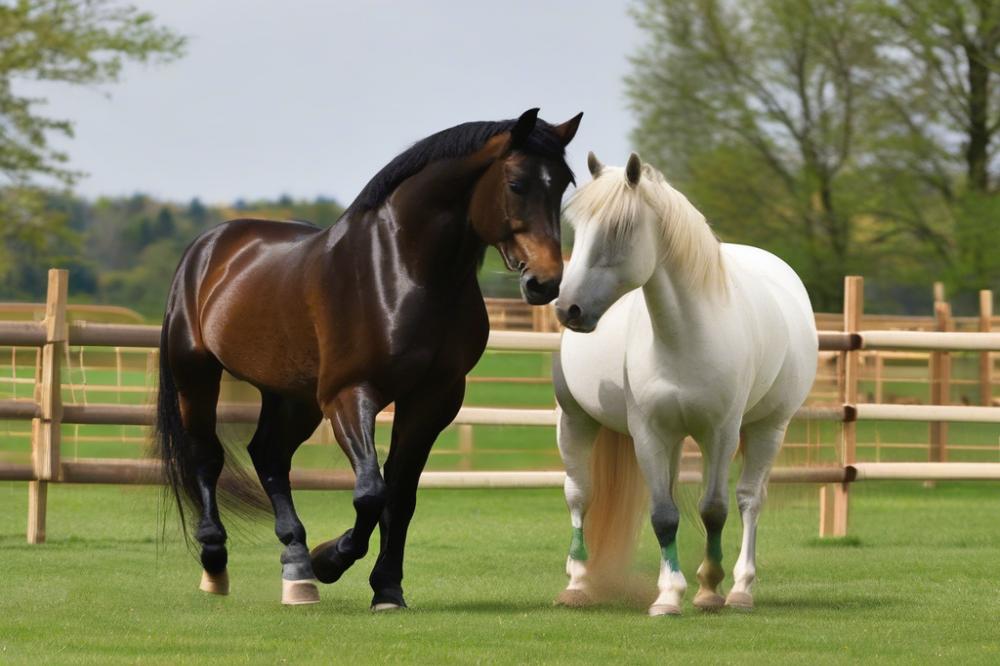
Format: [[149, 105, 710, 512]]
[[568, 304, 581, 321], [526, 277, 541, 292]]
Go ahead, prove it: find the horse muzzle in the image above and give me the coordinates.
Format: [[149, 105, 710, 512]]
[[520, 273, 560, 305], [555, 302, 598, 333]]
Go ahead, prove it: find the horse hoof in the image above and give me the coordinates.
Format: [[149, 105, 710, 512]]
[[310, 531, 354, 584], [282, 579, 320, 605], [555, 588, 593, 608], [199, 569, 229, 596], [648, 603, 682, 617], [371, 602, 406, 612], [725, 590, 754, 610], [693, 589, 726, 611]]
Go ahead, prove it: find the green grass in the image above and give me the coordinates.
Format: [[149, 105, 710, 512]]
[[1, 482, 999, 663]]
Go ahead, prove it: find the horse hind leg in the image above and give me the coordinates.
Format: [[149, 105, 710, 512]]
[[247, 393, 323, 605], [172, 358, 230, 595], [726, 419, 787, 611]]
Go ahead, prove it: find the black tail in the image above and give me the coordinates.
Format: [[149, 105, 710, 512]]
[[154, 317, 268, 541], [155, 318, 202, 537]]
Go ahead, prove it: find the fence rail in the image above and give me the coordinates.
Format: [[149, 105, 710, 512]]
[[0, 271, 998, 543]]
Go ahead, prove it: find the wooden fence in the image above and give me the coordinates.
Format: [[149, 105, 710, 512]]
[[1, 271, 999, 543]]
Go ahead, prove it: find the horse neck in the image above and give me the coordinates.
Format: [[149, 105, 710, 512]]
[[639, 196, 725, 348], [640, 265, 708, 348], [326, 162, 488, 287]]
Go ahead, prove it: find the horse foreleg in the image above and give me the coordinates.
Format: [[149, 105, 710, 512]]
[[631, 422, 686, 616], [727, 420, 786, 610], [692, 421, 741, 612], [368, 378, 465, 611], [554, 406, 600, 607], [311, 384, 386, 586], [248, 393, 323, 605]]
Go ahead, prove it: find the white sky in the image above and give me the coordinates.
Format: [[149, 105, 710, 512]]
[[21, 0, 642, 206]]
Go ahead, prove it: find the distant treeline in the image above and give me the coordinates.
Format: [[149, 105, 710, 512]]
[[0, 193, 345, 318], [0, 191, 524, 320]]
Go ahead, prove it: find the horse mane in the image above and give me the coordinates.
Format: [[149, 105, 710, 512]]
[[564, 162, 728, 298], [345, 117, 573, 215]]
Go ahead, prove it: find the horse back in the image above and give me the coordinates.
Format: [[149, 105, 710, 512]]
[[165, 218, 326, 396]]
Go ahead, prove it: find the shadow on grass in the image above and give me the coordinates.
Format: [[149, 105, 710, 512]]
[[0, 534, 157, 548], [761, 594, 906, 611], [805, 536, 863, 548]]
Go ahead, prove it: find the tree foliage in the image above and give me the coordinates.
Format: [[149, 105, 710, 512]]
[[0, 0, 185, 295], [0, 194, 347, 318], [627, 0, 1000, 310]]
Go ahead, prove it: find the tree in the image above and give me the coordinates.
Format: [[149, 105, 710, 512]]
[[627, 0, 890, 308], [0, 0, 184, 300], [626, 0, 1000, 310], [871, 0, 1000, 293]]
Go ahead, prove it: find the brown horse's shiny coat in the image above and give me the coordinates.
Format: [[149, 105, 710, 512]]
[[155, 109, 581, 608]]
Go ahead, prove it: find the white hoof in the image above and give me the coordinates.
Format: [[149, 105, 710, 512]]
[[693, 589, 726, 611], [648, 603, 681, 616], [199, 570, 229, 595], [725, 590, 754, 610], [371, 602, 406, 612], [282, 578, 320, 606]]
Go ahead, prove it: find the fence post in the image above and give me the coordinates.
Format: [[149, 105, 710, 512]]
[[929, 300, 952, 467], [981, 290, 993, 406], [27, 269, 68, 544], [457, 424, 474, 471], [933, 281, 945, 304], [820, 275, 862, 537]]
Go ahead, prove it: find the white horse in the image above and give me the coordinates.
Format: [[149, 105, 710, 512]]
[[553, 152, 817, 616]]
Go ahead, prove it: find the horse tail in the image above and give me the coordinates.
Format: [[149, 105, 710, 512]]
[[154, 316, 198, 535], [583, 426, 649, 594], [155, 316, 269, 539]]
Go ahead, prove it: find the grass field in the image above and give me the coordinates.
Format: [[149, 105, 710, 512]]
[[1, 481, 999, 663]]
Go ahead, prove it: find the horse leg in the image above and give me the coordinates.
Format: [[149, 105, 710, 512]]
[[692, 421, 741, 612], [727, 419, 786, 610], [368, 379, 465, 611], [247, 393, 323, 605], [631, 424, 686, 616], [554, 406, 600, 607], [173, 358, 229, 594], [311, 385, 386, 586]]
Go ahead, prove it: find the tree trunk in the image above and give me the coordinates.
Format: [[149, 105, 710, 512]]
[[964, 42, 991, 193]]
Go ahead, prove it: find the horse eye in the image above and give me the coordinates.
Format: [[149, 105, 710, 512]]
[[508, 181, 525, 195]]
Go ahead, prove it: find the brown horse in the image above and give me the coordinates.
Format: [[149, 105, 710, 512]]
[[155, 108, 582, 609]]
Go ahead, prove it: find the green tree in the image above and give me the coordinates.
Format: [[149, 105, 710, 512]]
[[0, 0, 185, 299], [627, 0, 888, 309], [627, 0, 1000, 309], [871, 0, 1000, 293]]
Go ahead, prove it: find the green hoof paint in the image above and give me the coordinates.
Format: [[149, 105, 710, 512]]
[[569, 527, 588, 561], [661, 541, 680, 572], [707, 531, 723, 566]]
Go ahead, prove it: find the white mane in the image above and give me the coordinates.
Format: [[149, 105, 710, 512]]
[[564, 162, 728, 298]]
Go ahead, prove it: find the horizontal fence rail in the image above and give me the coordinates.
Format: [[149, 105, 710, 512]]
[[1, 271, 998, 544]]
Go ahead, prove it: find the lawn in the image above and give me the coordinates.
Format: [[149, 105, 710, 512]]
[[1, 481, 999, 664]]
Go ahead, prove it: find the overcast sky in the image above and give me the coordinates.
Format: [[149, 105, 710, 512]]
[[22, 1, 642, 206]]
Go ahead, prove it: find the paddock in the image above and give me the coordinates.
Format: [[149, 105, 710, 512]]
[[1, 271, 998, 544]]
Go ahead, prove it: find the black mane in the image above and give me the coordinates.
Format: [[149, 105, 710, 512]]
[[345, 117, 572, 215]]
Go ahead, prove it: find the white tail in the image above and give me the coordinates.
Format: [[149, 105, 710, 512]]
[[583, 426, 649, 596]]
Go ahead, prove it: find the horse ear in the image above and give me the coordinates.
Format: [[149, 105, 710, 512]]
[[552, 112, 584, 146], [625, 152, 642, 187], [511, 108, 540, 147], [587, 151, 604, 177]]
